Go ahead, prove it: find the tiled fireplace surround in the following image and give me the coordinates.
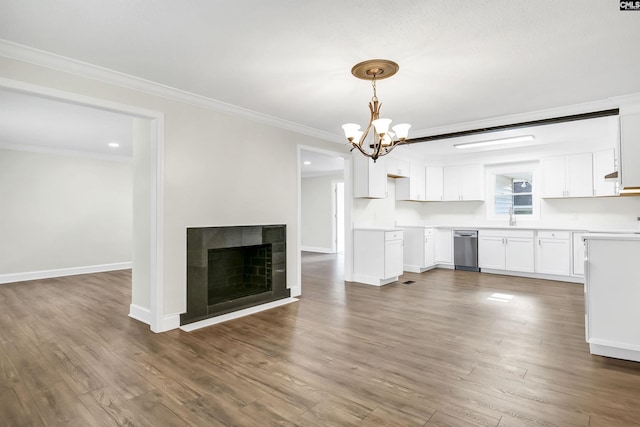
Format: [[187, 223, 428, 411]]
[[181, 224, 289, 326]]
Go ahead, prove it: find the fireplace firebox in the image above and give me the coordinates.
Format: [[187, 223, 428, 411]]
[[181, 225, 289, 326]]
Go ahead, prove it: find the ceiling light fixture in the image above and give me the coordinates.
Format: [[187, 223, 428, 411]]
[[454, 135, 534, 149], [108, 142, 120, 148], [303, 161, 311, 165], [342, 59, 411, 162]]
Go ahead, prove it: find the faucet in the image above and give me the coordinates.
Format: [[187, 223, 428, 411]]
[[509, 206, 516, 226]]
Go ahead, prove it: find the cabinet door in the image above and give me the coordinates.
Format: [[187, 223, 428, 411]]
[[424, 234, 435, 268], [353, 154, 387, 198], [396, 162, 426, 201], [572, 232, 586, 276], [386, 158, 410, 178], [460, 164, 484, 201], [537, 238, 571, 276], [620, 114, 640, 189], [541, 156, 566, 198], [425, 166, 443, 201], [478, 236, 505, 270], [505, 238, 534, 272], [435, 229, 453, 264], [593, 148, 617, 197], [385, 239, 404, 278], [566, 153, 593, 197], [442, 166, 462, 201]]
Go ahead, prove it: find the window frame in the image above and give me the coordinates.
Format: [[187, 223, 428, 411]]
[[485, 162, 540, 222]]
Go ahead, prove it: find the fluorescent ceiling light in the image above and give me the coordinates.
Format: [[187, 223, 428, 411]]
[[454, 135, 534, 149]]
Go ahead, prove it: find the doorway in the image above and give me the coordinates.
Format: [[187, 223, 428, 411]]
[[333, 181, 345, 253]]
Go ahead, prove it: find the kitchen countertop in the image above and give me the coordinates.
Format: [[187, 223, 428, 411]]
[[398, 224, 640, 234]]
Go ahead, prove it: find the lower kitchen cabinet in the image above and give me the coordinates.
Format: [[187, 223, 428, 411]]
[[435, 228, 453, 265], [478, 229, 534, 272], [584, 234, 640, 362], [353, 229, 404, 286], [401, 227, 435, 273], [572, 232, 586, 276], [536, 230, 571, 276]]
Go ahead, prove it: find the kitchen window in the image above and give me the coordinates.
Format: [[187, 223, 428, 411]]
[[486, 162, 539, 221]]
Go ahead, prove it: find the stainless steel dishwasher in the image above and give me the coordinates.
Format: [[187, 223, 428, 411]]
[[453, 230, 480, 272]]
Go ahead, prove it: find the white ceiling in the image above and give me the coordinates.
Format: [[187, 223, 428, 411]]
[[300, 150, 344, 178], [0, 1, 638, 162]]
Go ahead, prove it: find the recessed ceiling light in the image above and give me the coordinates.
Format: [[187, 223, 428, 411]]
[[108, 142, 120, 148], [303, 161, 311, 165], [454, 135, 534, 149]]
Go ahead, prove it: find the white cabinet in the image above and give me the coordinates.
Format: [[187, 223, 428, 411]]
[[584, 234, 640, 362], [541, 153, 593, 198], [401, 227, 435, 273], [619, 114, 640, 190], [396, 162, 426, 201], [353, 229, 403, 286], [386, 158, 410, 178], [443, 165, 484, 201], [572, 232, 586, 276], [435, 228, 453, 265], [535, 230, 571, 276], [425, 166, 444, 201], [353, 154, 387, 198], [478, 229, 534, 272], [593, 148, 617, 197]]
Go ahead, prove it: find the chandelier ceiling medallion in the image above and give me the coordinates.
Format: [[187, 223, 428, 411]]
[[342, 59, 411, 162]]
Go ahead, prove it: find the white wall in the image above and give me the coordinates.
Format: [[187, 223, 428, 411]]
[[301, 174, 342, 252], [0, 148, 132, 275], [353, 177, 398, 228], [0, 56, 347, 323]]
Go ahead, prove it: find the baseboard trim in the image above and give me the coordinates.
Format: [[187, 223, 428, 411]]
[[289, 285, 302, 297], [300, 246, 334, 254], [180, 297, 299, 332], [0, 262, 132, 284], [480, 268, 583, 284], [129, 304, 151, 325], [158, 313, 181, 332], [351, 274, 398, 286]]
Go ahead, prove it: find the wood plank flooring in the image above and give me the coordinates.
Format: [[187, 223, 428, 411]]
[[1, 253, 640, 426]]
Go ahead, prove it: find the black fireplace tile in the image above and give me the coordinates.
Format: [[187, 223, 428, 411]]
[[271, 242, 285, 254], [241, 227, 262, 246], [187, 249, 206, 267], [185, 266, 208, 319], [263, 225, 285, 244], [203, 228, 243, 249], [272, 251, 286, 266], [186, 228, 203, 250]]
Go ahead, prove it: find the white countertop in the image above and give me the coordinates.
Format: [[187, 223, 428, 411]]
[[398, 224, 640, 234], [583, 233, 640, 240]]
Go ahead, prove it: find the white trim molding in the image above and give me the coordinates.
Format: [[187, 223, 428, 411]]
[[0, 39, 342, 144], [129, 304, 151, 325], [0, 262, 132, 285], [300, 246, 334, 254]]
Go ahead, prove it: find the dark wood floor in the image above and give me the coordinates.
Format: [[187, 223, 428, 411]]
[[2, 254, 640, 426]]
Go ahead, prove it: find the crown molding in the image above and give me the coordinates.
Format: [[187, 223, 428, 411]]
[[0, 39, 343, 144]]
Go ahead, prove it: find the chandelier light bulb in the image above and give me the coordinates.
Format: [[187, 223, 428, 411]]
[[372, 118, 392, 136], [341, 123, 361, 141], [392, 123, 411, 141]]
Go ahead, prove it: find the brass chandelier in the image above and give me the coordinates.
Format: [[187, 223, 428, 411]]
[[342, 59, 411, 162]]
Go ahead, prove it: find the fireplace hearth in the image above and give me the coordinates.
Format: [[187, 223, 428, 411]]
[[181, 225, 289, 326]]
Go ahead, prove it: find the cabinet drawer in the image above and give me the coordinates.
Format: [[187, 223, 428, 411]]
[[537, 230, 570, 240], [385, 230, 403, 241], [480, 229, 533, 239]]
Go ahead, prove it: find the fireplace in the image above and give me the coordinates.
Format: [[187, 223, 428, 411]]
[[181, 225, 289, 325]]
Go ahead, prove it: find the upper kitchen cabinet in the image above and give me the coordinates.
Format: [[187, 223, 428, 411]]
[[443, 165, 484, 201], [541, 153, 593, 198], [396, 161, 426, 201], [619, 113, 640, 190], [593, 148, 617, 197], [386, 158, 411, 178], [425, 166, 444, 201], [353, 154, 387, 198]]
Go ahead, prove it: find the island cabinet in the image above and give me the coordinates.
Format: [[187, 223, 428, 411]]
[[535, 230, 571, 276], [401, 227, 435, 273], [353, 154, 387, 198], [442, 165, 484, 201], [353, 229, 403, 286], [584, 234, 640, 362], [478, 229, 534, 272], [541, 153, 593, 198]]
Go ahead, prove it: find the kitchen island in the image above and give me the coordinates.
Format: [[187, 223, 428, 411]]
[[583, 233, 640, 362]]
